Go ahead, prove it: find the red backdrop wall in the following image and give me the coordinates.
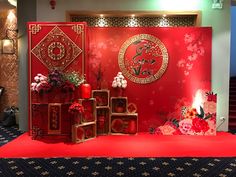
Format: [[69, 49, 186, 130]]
[[87, 27, 212, 132]]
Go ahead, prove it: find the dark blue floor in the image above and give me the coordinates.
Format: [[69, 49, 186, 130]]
[[0, 124, 24, 147], [0, 157, 236, 177], [0, 125, 236, 177]]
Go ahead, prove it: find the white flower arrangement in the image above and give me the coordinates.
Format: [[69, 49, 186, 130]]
[[112, 72, 127, 89], [31, 73, 48, 92]]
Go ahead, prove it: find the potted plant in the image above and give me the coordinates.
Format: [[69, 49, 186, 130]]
[[64, 71, 85, 99], [112, 72, 127, 97], [68, 101, 84, 124]]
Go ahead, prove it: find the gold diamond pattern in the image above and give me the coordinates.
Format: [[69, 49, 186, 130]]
[[31, 26, 82, 71]]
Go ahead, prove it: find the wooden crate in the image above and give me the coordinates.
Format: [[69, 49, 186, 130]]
[[78, 98, 96, 123], [92, 89, 110, 107], [110, 113, 138, 135], [72, 122, 97, 143], [110, 97, 128, 113]]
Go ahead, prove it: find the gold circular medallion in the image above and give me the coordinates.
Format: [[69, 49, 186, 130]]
[[118, 34, 168, 84]]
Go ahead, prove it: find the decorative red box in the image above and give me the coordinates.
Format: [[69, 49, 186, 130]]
[[31, 103, 71, 140], [92, 90, 110, 107], [78, 98, 96, 123], [72, 122, 96, 143], [96, 107, 110, 135], [110, 113, 138, 135], [110, 97, 128, 113]]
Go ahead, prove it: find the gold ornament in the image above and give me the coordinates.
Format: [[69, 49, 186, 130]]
[[118, 34, 168, 84]]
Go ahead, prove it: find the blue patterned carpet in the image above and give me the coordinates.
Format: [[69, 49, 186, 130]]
[[0, 157, 236, 177], [0, 125, 236, 177], [0, 124, 24, 147]]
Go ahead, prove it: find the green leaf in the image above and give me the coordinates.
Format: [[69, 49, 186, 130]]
[[171, 118, 179, 128], [172, 122, 179, 128], [132, 65, 142, 75], [204, 114, 212, 120], [197, 106, 204, 119]]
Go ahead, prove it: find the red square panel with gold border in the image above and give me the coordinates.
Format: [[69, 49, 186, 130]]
[[28, 22, 87, 138]]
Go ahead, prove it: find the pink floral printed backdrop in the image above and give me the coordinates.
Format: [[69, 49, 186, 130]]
[[155, 92, 217, 135], [87, 27, 212, 132]]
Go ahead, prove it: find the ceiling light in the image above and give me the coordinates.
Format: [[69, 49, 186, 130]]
[[8, 0, 17, 7], [0, 0, 16, 11]]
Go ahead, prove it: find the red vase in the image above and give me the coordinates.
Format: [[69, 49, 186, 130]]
[[81, 83, 91, 99], [117, 88, 124, 97]]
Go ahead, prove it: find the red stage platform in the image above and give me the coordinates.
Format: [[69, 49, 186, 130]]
[[0, 132, 236, 158]]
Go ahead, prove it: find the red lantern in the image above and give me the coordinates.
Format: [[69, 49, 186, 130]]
[[81, 83, 91, 99], [50, 0, 56, 9]]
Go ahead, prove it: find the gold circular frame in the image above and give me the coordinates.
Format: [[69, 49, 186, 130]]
[[118, 34, 168, 84]]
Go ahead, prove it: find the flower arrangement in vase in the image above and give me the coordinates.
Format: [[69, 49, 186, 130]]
[[31, 73, 52, 94], [64, 71, 85, 88], [48, 69, 64, 87], [112, 72, 127, 97], [31, 73, 51, 102], [31, 69, 86, 103], [69, 101, 84, 124], [64, 71, 85, 100]]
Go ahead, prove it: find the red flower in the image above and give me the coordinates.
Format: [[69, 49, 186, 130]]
[[154, 127, 163, 135], [173, 129, 182, 135], [192, 117, 209, 133], [68, 102, 84, 114], [48, 69, 64, 87], [207, 92, 217, 102]]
